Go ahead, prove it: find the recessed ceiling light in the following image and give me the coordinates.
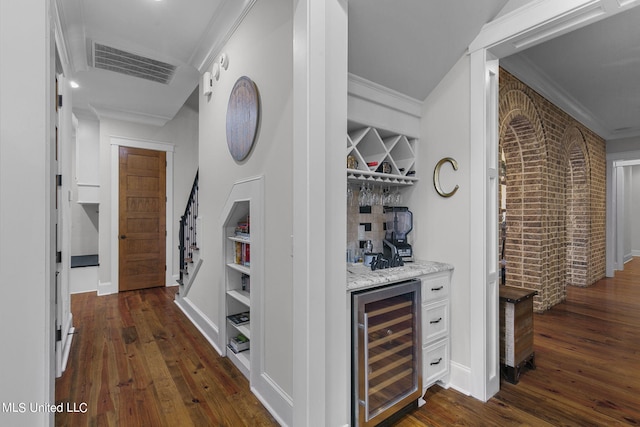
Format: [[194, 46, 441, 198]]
[[69, 81, 79, 89]]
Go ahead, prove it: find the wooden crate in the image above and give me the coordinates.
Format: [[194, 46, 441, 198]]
[[499, 286, 537, 384]]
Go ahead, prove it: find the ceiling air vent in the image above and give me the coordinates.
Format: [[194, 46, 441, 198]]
[[92, 42, 176, 84]]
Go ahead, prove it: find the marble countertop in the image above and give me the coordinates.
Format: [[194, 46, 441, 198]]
[[347, 260, 453, 291]]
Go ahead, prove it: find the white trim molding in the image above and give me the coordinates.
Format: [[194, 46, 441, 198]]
[[606, 152, 640, 275], [188, 0, 257, 73], [109, 136, 175, 295], [468, 0, 639, 403], [174, 297, 221, 355], [348, 73, 422, 138]]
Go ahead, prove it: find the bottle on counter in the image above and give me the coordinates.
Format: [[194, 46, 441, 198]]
[[363, 240, 374, 267]]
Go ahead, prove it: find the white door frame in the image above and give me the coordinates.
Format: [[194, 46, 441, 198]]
[[106, 136, 175, 295], [468, 0, 640, 401], [606, 153, 640, 275]]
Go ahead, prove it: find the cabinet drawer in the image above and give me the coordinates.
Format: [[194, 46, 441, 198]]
[[423, 340, 449, 387], [423, 300, 449, 344], [421, 272, 450, 303]]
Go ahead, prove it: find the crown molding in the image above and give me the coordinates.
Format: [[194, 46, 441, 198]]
[[502, 54, 640, 141], [348, 73, 423, 119], [500, 55, 610, 138], [90, 103, 171, 127], [188, 0, 257, 74], [470, 0, 640, 58]]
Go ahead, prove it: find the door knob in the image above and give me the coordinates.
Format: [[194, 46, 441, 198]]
[[120, 235, 127, 240]]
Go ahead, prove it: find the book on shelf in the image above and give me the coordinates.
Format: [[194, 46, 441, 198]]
[[229, 334, 250, 353], [235, 215, 250, 234], [234, 231, 250, 240], [234, 240, 250, 267], [241, 274, 251, 292], [227, 311, 250, 325]]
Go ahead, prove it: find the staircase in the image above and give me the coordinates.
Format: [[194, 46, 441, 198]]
[[176, 171, 201, 299]]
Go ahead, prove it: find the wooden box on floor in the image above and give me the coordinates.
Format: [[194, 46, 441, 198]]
[[499, 286, 537, 384]]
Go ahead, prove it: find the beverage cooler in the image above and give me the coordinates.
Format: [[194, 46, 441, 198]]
[[352, 279, 422, 426]]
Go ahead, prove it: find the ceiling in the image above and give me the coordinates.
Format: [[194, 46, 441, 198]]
[[56, 0, 640, 141], [501, 4, 640, 141], [348, 0, 509, 101], [55, 0, 250, 125]]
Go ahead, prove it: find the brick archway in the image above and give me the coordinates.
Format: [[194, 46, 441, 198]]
[[499, 89, 548, 311], [498, 69, 607, 313], [563, 126, 591, 288]]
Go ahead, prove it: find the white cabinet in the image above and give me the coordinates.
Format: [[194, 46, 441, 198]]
[[347, 121, 418, 186], [419, 270, 451, 400]]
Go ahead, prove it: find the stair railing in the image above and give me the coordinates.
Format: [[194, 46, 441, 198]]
[[179, 170, 198, 285]]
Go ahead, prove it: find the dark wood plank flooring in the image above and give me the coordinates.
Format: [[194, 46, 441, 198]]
[[56, 258, 640, 426], [397, 258, 640, 426], [55, 287, 277, 427]]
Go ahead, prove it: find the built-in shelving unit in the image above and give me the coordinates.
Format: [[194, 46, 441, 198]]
[[223, 201, 252, 379], [347, 121, 418, 186]]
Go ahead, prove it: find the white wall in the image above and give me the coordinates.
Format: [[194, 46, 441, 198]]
[[97, 102, 199, 288], [415, 55, 472, 392], [606, 136, 640, 154], [0, 1, 55, 425], [187, 0, 294, 420], [71, 117, 99, 256], [633, 165, 640, 255], [624, 167, 633, 261]]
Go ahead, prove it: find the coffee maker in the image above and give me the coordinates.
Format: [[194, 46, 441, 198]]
[[383, 206, 413, 262]]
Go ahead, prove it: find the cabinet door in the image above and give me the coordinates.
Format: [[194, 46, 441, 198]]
[[423, 300, 449, 344], [421, 272, 450, 303], [423, 340, 449, 387]]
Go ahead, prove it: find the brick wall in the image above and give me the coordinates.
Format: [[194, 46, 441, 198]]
[[499, 69, 606, 312]]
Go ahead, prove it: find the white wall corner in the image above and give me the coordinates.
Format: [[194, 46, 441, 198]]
[[97, 281, 117, 296], [448, 360, 472, 396], [252, 373, 294, 427]]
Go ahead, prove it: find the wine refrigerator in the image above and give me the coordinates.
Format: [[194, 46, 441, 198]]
[[352, 279, 422, 426]]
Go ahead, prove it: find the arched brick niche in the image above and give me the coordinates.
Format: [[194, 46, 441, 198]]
[[564, 126, 591, 288], [499, 69, 607, 312], [499, 89, 548, 312]]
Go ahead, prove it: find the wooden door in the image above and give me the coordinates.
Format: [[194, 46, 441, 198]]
[[119, 146, 166, 291]]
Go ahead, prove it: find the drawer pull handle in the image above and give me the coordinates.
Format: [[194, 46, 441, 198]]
[[430, 317, 442, 324], [430, 358, 443, 366], [431, 286, 444, 291]]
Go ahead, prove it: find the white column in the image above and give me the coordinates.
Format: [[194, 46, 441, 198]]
[[292, 0, 348, 425], [0, 1, 55, 426]]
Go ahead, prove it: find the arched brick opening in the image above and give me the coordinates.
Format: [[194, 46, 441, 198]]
[[499, 90, 548, 312], [564, 126, 591, 288], [499, 69, 607, 312]]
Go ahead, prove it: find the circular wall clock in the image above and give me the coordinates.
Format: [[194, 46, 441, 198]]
[[226, 76, 260, 162]]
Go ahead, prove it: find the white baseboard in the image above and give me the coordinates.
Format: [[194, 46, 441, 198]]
[[60, 326, 75, 375], [447, 360, 471, 396], [97, 280, 117, 296], [252, 373, 293, 427], [174, 297, 222, 355], [70, 266, 98, 294], [632, 250, 640, 257]]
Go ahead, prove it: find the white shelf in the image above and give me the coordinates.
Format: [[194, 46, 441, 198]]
[[347, 169, 418, 186], [227, 262, 250, 275], [227, 346, 250, 377], [347, 123, 418, 186], [228, 320, 251, 339], [228, 235, 251, 244], [227, 289, 250, 306]]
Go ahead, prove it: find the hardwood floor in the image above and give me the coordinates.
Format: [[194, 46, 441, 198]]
[[397, 258, 640, 427], [57, 259, 640, 426], [55, 287, 277, 427]]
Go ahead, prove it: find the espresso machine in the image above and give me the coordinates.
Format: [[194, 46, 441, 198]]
[[383, 206, 413, 262]]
